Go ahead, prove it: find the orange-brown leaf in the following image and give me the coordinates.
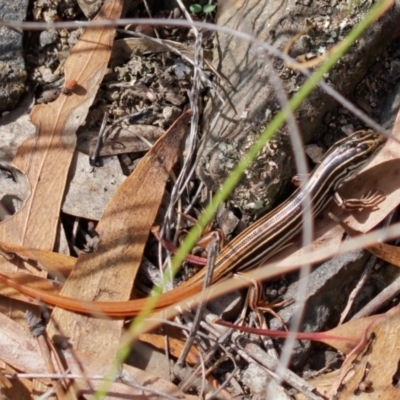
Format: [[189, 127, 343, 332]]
[[46, 110, 192, 367]]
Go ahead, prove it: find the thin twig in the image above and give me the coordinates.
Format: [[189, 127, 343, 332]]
[[176, 236, 220, 365]]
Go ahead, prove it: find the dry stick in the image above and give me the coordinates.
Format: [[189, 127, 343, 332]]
[[183, 180, 204, 215], [44, 335, 73, 393], [178, 340, 236, 396], [90, 108, 152, 162], [176, 237, 220, 366], [138, 20, 215, 249], [172, 186, 183, 255], [25, 312, 69, 399], [351, 274, 400, 320], [119, 370, 181, 400], [89, 111, 108, 166], [144, 26, 208, 287], [8, 371, 173, 397], [157, 169, 178, 291], [178, 315, 239, 393], [6, 373, 108, 380], [339, 255, 380, 324], [48, 313, 97, 395], [340, 209, 396, 321], [8, 370, 169, 398], [232, 333, 324, 400], [147, 316, 227, 345], [162, 28, 206, 306], [196, 353, 207, 399], [174, 0, 198, 39], [141, 0, 160, 39], [351, 211, 400, 320], [199, 324, 241, 397], [208, 365, 240, 400]]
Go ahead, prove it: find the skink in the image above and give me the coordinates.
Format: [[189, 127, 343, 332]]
[[0, 130, 386, 317]]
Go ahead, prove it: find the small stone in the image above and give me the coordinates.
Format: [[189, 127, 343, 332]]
[[341, 124, 354, 135], [59, 29, 69, 38], [305, 144, 324, 163], [39, 30, 58, 47], [40, 89, 60, 103], [162, 106, 181, 124], [241, 363, 269, 397], [164, 91, 186, 106], [135, 24, 155, 37], [38, 66, 58, 83], [219, 210, 240, 238], [206, 290, 244, 320], [119, 153, 132, 166]]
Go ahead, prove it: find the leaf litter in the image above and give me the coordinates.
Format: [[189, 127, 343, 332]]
[[2, 1, 399, 398]]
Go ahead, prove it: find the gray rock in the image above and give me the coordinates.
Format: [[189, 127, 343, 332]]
[[242, 363, 290, 399], [0, 0, 29, 112], [269, 250, 369, 367], [206, 290, 244, 320]]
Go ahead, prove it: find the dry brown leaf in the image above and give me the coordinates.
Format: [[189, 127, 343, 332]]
[[0, 312, 197, 400], [139, 330, 201, 365], [0, 0, 124, 325], [330, 212, 400, 268], [0, 241, 75, 279], [46, 110, 191, 371], [0, 312, 46, 374], [2, 0, 122, 249], [0, 271, 64, 306], [0, 1, 124, 395], [298, 305, 400, 399], [363, 241, 400, 267]]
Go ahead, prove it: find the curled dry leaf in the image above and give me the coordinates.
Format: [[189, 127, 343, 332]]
[[296, 305, 400, 399]]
